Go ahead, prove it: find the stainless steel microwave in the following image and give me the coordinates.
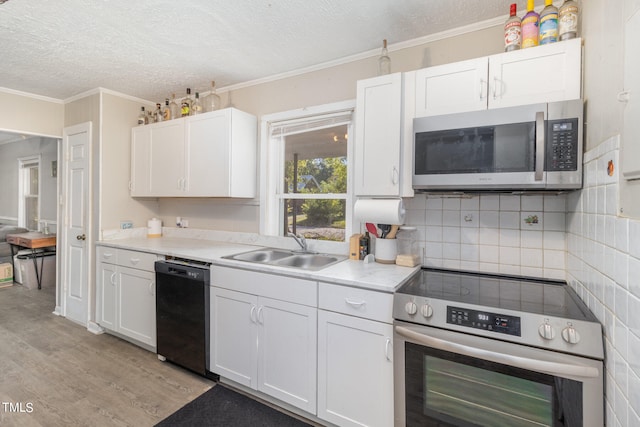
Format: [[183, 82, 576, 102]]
[[412, 99, 583, 191]]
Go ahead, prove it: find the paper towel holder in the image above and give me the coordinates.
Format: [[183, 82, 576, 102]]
[[353, 198, 405, 225]]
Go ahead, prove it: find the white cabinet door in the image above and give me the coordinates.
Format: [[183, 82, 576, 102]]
[[118, 266, 156, 347], [149, 120, 185, 196], [488, 37, 582, 109], [130, 126, 151, 196], [258, 297, 317, 414], [210, 287, 259, 389], [96, 261, 117, 331], [317, 310, 394, 427], [185, 110, 231, 196], [354, 73, 402, 197], [415, 57, 489, 117]]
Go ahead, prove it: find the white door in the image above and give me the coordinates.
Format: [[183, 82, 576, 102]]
[[414, 57, 489, 116], [118, 266, 156, 346], [61, 122, 91, 325], [354, 73, 402, 197], [209, 287, 259, 388], [317, 310, 394, 427], [257, 297, 317, 413]]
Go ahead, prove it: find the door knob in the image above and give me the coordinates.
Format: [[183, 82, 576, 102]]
[[76, 234, 86, 240]]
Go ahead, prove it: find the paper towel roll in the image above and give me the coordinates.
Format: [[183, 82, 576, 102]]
[[353, 199, 405, 224], [147, 218, 162, 238]]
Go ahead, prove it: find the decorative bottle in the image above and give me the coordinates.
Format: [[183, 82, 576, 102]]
[[181, 88, 193, 117], [504, 3, 522, 52], [169, 94, 180, 120], [521, 0, 540, 49], [137, 106, 146, 126], [192, 92, 202, 115], [154, 103, 163, 122], [559, 0, 579, 40], [163, 98, 171, 121], [539, 0, 559, 45], [203, 81, 221, 112], [378, 39, 391, 75]]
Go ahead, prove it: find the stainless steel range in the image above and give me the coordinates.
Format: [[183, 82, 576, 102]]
[[393, 268, 604, 427]]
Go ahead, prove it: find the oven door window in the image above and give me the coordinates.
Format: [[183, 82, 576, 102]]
[[405, 342, 582, 427], [414, 122, 535, 175]]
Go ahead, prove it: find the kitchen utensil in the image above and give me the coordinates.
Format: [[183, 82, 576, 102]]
[[378, 224, 391, 238], [366, 223, 379, 238], [386, 225, 399, 239]]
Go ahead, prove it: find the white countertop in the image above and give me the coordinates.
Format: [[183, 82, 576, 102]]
[[97, 236, 420, 293]]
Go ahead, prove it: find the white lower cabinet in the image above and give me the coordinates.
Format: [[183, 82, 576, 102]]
[[96, 246, 158, 349], [317, 283, 394, 427], [209, 267, 317, 414]]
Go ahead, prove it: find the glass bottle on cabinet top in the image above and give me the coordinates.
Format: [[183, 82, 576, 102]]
[[181, 88, 193, 117], [169, 94, 180, 120], [137, 106, 146, 125], [154, 103, 163, 122], [378, 39, 391, 75], [539, 0, 558, 45], [559, 0, 579, 40], [504, 3, 521, 52], [192, 92, 202, 115], [202, 80, 221, 112], [163, 98, 171, 121]]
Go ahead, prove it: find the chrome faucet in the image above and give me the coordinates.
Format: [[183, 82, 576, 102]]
[[288, 233, 308, 252]]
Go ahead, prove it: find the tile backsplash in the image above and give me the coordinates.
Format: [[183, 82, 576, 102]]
[[404, 192, 568, 280]]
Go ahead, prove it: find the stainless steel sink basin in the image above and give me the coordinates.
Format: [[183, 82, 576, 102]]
[[223, 248, 345, 271], [274, 254, 342, 270], [229, 249, 292, 263]]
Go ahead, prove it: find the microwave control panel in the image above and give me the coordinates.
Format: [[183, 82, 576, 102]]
[[447, 306, 521, 337], [546, 118, 579, 172]]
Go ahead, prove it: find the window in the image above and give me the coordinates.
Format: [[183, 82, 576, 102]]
[[18, 156, 40, 231], [262, 101, 355, 242]]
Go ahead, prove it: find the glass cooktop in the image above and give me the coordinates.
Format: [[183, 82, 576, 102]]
[[397, 268, 597, 322]]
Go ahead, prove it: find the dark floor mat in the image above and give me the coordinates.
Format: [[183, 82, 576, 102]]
[[155, 385, 313, 427]]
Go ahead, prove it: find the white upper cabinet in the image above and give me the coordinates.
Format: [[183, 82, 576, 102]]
[[488, 37, 582, 109], [355, 72, 414, 197], [415, 38, 582, 117], [130, 108, 257, 198], [415, 57, 489, 117]]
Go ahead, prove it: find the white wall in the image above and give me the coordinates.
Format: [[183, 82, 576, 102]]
[[573, 1, 640, 425], [0, 89, 63, 137]]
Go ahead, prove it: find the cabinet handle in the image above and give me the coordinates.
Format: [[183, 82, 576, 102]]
[[149, 282, 155, 296], [250, 305, 257, 323], [110, 272, 116, 285], [130, 258, 140, 265], [492, 76, 503, 100], [103, 252, 114, 259], [391, 166, 399, 185], [385, 338, 392, 361], [345, 298, 366, 308], [257, 306, 264, 324], [479, 78, 486, 100]]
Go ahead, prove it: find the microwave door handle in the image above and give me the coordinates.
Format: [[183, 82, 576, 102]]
[[395, 325, 600, 378], [535, 111, 545, 181]]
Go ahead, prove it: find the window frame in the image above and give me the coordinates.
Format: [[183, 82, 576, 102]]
[[260, 100, 356, 245]]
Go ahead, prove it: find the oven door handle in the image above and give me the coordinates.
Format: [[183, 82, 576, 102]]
[[395, 325, 600, 378]]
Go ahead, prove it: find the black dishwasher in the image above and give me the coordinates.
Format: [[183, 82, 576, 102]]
[[155, 259, 217, 379]]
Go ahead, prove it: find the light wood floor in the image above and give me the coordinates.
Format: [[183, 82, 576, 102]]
[[0, 283, 214, 427]]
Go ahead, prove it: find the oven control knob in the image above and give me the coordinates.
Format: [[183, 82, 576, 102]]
[[561, 325, 581, 344], [421, 304, 433, 318], [538, 322, 555, 340], [405, 301, 417, 315]]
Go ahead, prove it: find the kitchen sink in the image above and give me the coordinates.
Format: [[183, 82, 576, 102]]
[[229, 249, 292, 263], [223, 248, 345, 271]]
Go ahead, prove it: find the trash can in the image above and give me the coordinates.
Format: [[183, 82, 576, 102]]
[[14, 251, 56, 289]]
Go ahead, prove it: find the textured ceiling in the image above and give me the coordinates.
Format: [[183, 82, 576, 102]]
[[0, 0, 516, 103]]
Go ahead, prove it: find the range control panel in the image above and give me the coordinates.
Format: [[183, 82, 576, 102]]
[[546, 118, 579, 172], [447, 306, 521, 337]]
